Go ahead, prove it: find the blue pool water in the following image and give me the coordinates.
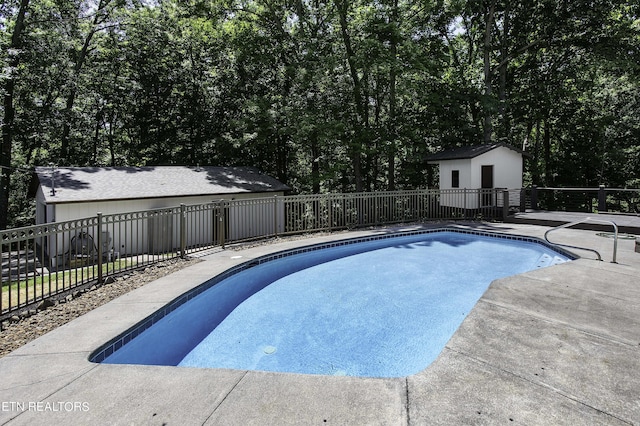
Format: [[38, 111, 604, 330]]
[[95, 230, 572, 377]]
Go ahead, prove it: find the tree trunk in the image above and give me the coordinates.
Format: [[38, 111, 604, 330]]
[[543, 118, 552, 186], [108, 113, 116, 166], [92, 109, 102, 163], [387, 0, 398, 191], [311, 131, 320, 194], [532, 120, 541, 185], [60, 0, 110, 164], [335, 0, 364, 192], [482, 0, 497, 144], [0, 0, 30, 229], [498, 2, 510, 142]]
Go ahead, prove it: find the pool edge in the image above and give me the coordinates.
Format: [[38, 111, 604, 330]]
[[89, 225, 577, 368]]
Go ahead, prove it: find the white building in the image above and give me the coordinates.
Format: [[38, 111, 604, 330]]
[[34, 166, 290, 264], [426, 143, 524, 209]]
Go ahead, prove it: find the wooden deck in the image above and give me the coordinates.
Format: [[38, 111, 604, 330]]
[[507, 210, 640, 235]]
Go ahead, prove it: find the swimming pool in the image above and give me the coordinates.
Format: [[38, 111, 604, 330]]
[[91, 228, 574, 377]]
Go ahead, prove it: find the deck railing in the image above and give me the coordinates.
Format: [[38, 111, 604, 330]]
[[1, 188, 510, 320], [524, 186, 640, 214]]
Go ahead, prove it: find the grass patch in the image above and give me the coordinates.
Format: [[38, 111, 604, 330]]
[[1, 259, 134, 312]]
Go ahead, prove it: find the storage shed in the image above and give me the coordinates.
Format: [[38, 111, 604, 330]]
[[33, 166, 290, 264], [426, 143, 524, 209]]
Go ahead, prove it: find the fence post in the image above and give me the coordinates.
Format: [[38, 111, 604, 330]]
[[374, 193, 379, 225], [503, 190, 509, 221], [531, 185, 538, 210], [598, 185, 607, 212], [329, 194, 334, 231], [520, 188, 526, 211], [217, 200, 226, 249], [180, 204, 186, 259], [463, 189, 467, 220], [97, 212, 103, 284], [273, 195, 278, 237]]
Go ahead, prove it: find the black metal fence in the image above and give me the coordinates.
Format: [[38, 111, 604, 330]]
[[524, 186, 640, 214], [1, 188, 511, 320]]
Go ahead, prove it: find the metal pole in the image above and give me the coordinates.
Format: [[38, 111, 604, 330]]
[[374, 193, 379, 225], [598, 185, 607, 212], [503, 190, 509, 221], [531, 185, 538, 210], [218, 200, 226, 249], [180, 203, 186, 259], [463, 189, 467, 220], [328, 194, 333, 231], [97, 213, 103, 284], [612, 227, 618, 264], [273, 195, 278, 237]]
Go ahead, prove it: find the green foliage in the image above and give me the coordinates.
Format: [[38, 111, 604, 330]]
[[0, 0, 638, 226]]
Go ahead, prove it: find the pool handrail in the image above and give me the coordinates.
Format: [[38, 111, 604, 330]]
[[544, 217, 618, 263]]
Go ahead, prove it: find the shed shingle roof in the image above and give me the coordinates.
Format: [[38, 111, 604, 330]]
[[425, 143, 524, 162], [35, 166, 290, 204]]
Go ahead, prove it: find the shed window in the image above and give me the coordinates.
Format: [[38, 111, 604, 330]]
[[451, 170, 460, 188]]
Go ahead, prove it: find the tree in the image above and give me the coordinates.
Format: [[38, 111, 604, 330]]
[[0, 0, 30, 229], [59, 0, 122, 165], [0, 0, 638, 226]]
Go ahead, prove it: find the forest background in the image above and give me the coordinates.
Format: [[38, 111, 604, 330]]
[[1, 0, 639, 229]]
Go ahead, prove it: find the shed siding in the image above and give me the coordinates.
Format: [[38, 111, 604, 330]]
[[50, 191, 280, 223], [469, 148, 522, 189], [438, 159, 473, 190], [438, 159, 476, 209], [435, 146, 522, 209]]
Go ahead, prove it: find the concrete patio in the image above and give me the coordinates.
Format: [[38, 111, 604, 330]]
[[0, 222, 638, 425]]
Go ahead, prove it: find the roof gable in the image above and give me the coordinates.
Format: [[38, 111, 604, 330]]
[[35, 166, 290, 204], [425, 143, 524, 162]]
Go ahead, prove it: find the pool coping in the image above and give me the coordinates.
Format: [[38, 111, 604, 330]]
[[1, 222, 639, 425]]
